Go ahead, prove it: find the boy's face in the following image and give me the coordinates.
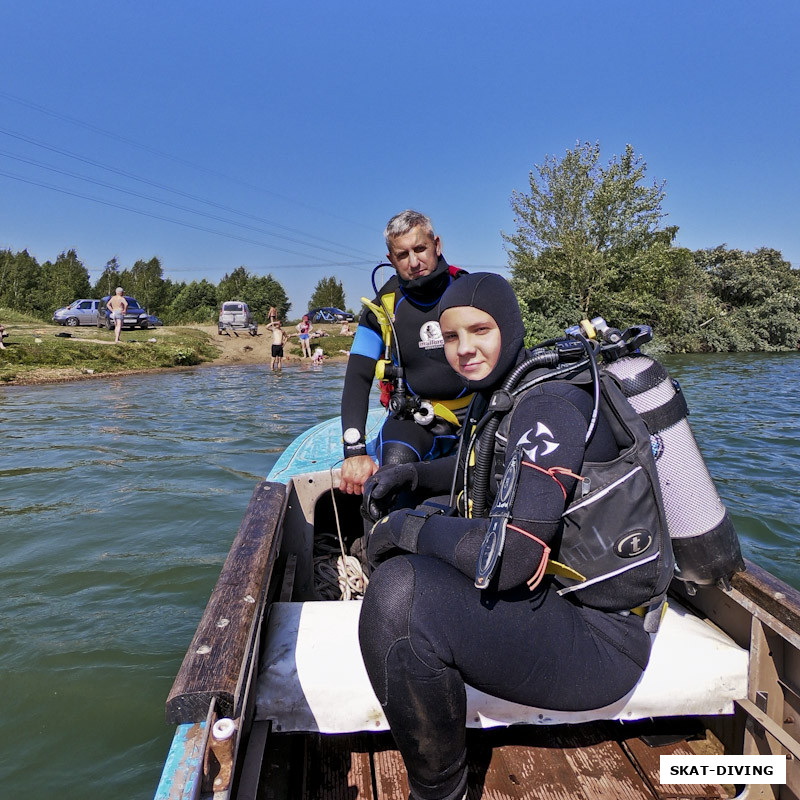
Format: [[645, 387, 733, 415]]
[[439, 306, 501, 381]]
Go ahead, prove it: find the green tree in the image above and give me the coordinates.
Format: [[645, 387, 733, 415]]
[[169, 279, 219, 323], [505, 142, 667, 335], [0, 249, 44, 314], [217, 266, 251, 305], [217, 266, 290, 322], [39, 250, 92, 312], [308, 276, 346, 311], [128, 256, 165, 312], [246, 274, 290, 322], [92, 258, 123, 299], [695, 246, 800, 351]]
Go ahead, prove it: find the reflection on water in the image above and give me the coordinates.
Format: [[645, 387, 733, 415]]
[[0, 354, 798, 799]]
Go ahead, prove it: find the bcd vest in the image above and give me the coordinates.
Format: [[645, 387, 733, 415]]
[[491, 371, 675, 616]]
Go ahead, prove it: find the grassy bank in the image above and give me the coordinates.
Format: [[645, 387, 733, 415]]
[[0, 308, 220, 384]]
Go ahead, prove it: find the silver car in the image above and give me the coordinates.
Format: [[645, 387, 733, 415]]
[[53, 299, 101, 327], [218, 301, 258, 336]]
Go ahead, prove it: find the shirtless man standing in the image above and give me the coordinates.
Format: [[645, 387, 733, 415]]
[[107, 287, 128, 343], [267, 319, 287, 370]]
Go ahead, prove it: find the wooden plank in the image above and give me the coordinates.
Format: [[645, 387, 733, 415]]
[[556, 724, 657, 799], [166, 481, 287, 724], [623, 736, 728, 799], [372, 742, 409, 800], [468, 729, 588, 799], [303, 734, 374, 800], [732, 559, 800, 638]]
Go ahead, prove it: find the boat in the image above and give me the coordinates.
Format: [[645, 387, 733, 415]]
[[154, 408, 800, 799]]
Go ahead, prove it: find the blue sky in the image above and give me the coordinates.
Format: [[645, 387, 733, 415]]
[[1, 1, 798, 316]]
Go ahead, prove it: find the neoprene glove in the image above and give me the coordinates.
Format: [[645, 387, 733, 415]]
[[366, 506, 445, 569], [361, 463, 419, 523]]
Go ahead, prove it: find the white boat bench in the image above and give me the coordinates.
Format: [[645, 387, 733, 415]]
[[255, 598, 748, 734]]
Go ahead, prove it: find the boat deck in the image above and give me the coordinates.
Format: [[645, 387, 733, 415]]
[[256, 720, 732, 800]]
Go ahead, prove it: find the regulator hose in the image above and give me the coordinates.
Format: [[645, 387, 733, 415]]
[[469, 335, 601, 518], [470, 350, 559, 517]]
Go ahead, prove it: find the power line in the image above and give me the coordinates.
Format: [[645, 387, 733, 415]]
[[0, 168, 373, 268], [0, 90, 376, 233], [0, 148, 372, 262], [0, 126, 379, 261]]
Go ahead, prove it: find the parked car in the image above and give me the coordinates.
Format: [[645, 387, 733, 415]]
[[52, 299, 101, 327], [218, 301, 258, 336], [308, 307, 354, 323], [97, 296, 151, 330], [148, 315, 163, 327]]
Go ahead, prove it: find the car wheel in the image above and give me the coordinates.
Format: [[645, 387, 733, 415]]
[[140, 321, 149, 329], [65, 316, 80, 327], [105, 317, 114, 330]]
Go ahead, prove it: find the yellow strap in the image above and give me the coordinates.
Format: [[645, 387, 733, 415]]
[[544, 559, 586, 582], [631, 599, 669, 619], [361, 296, 393, 350], [429, 394, 474, 426]]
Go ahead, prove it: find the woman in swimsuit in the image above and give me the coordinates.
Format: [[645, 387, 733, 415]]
[[297, 314, 313, 358]]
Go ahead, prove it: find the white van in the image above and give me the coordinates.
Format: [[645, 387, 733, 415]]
[[218, 301, 258, 336]]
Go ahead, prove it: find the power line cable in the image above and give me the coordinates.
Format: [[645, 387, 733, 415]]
[[0, 148, 371, 262], [0, 90, 376, 232], [0, 168, 372, 269], [0, 126, 379, 261]]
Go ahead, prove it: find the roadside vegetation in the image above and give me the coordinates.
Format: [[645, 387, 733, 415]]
[[0, 309, 219, 384]]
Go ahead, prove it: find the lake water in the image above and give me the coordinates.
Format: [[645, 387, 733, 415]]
[[1, 354, 798, 799]]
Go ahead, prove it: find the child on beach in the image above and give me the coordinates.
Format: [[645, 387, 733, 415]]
[[311, 346, 325, 365], [267, 320, 288, 371]]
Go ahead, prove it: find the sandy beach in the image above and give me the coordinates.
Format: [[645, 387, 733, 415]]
[[1, 323, 350, 386]]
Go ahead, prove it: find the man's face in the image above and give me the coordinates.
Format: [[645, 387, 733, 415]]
[[386, 226, 442, 282]]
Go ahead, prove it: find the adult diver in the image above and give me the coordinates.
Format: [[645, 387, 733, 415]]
[[338, 210, 469, 496]]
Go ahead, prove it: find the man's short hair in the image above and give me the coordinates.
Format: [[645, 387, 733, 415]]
[[384, 210, 435, 248], [115, 287, 124, 293]]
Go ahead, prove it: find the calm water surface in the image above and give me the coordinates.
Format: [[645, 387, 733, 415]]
[[1, 354, 798, 799]]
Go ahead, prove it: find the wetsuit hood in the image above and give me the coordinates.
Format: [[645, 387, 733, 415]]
[[438, 272, 526, 392], [397, 254, 452, 300]]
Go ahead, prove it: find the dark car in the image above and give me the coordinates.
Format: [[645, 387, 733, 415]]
[[97, 296, 151, 330], [308, 307, 354, 323]]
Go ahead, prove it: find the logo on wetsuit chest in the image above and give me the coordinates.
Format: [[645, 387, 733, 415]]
[[418, 321, 444, 350]]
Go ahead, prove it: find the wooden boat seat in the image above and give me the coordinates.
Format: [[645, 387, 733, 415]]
[[255, 597, 748, 734]]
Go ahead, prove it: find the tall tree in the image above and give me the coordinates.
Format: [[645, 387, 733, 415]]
[[504, 142, 667, 333], [129, 256, 165, 312], [308, 276, 346, 311], [169, 279, 219, 322], [92, 257, 123, 299], [40, 250, 92, 311], [0, 249, 43, 313], [216, 266, 290, 322]]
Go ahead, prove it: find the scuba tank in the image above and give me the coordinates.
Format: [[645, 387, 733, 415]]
[[582, 318, 745, 593]]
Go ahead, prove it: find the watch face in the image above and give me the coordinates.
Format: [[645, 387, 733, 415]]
[[343, 427, 361, 445]]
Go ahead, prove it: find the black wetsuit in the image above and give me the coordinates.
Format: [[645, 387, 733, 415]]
[[358, 380, 654, 800], [341, 257, 468, 464]]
